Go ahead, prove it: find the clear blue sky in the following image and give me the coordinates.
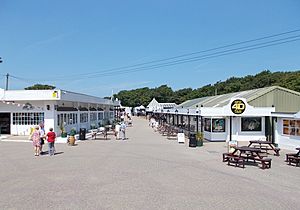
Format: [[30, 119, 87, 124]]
[[1, 0, 300, 97]]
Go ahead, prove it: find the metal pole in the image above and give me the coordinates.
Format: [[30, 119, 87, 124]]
[[196, 116, 199, 133], [229, 116, 232, 141], [6, 73, 9, 90], [200, 116, 203, 132]]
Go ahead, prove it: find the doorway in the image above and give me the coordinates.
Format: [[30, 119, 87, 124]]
[[0, 113, 11, 134]]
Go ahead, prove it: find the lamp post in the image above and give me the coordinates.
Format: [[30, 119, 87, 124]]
[[187, 109, 190, 134], [200, 105, 203, 132], [196, 105, 199, 133], [175, 109, 178, 127], [161, 109, 164, 125]]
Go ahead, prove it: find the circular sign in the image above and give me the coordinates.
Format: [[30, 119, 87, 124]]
[[231, 99, 246, 114]]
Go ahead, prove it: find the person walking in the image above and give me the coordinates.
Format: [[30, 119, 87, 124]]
[[115, 123, 120, 140], [120, 121, 126, 140], [46, 128, 56, 156], [39, 123, 45, 154], [31, 126, 41, 156]]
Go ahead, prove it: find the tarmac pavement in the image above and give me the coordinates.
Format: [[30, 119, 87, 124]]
[[0, 116, 300, 210]]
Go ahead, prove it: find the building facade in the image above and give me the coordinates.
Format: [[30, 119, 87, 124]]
[[0, 88, 119, 136]]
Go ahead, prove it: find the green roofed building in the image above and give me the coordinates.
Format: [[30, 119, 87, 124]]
[[179, 86, 300, 113], [153, 86, 300, 150]]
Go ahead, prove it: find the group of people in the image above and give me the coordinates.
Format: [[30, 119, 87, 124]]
[[149, 116, 159, 130], [115, 121, 127, 140], [30, 124, 56, 156]]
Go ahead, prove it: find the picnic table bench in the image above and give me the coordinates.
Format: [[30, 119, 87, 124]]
[[286, 147, 300, 167], [223, 146, 272, 169], [248, 140, 280, 156]]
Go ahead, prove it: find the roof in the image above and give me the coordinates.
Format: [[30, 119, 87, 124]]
[[179, 86, 300, 109], [0, 88, 119, 106]]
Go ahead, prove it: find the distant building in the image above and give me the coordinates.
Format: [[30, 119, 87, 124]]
[[0, 88, 119, 136], [146, 98, 177, 112]]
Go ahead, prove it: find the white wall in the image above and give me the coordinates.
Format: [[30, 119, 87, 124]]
[[276, 118, 300, 150], [203, 116, 266, 142], [0, 101, 55, 135]]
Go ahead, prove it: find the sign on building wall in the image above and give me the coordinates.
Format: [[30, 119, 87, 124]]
[[231, 99, 246, 114], [52, 91, 59, 98]]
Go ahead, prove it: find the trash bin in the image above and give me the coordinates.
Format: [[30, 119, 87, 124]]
[[189, 132, 197, 147], [79, 128, 86, 140]]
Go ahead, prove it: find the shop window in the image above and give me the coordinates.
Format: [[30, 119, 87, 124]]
[[98, 112, 104, 120], [212, 118, 225, 132], [12, 112, 44, 125], [204, 118, 211, 132], [80, 113, 88, 123], [241, 117, 262, 132], [283, 119, 300, 136]]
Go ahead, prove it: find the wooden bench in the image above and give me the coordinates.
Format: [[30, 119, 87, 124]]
[[274, 148, 280, 156], [222, 153, 234, 162], [287, 156, 300, 167], [285, 153, 298, 162], [227, 156, 245, 168], [260, 158, 272, 169]]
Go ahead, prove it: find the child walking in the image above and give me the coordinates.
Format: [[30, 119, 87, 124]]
[[46, 128, 56, 156]]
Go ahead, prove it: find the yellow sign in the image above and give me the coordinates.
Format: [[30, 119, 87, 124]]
[[231, 99, 246, 114], [52, 91, 58, 98]]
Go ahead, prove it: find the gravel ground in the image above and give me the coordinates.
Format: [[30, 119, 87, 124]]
[[0, 117, 299, 210]]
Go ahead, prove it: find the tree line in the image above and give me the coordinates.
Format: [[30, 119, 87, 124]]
[[114, 70, 300, 107]]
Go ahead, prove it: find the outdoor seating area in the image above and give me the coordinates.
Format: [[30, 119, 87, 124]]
[[223, 140, 300, 169], [156, 124, 179, 140], [223, 145, 273, 169], [90, 126, 116, 140]]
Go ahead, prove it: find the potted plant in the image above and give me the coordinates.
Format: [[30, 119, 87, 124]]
[[196, 132, 204, 147], [60, 123, 67, 138], [68, 128, 76, 146]]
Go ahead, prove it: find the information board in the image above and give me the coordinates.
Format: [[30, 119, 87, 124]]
[[177, 133, 185, 143]]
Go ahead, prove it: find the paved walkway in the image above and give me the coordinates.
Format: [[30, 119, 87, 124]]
[[0, 117, 299, 210]]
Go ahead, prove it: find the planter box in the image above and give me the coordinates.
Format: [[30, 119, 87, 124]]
[[197, 141, 203, 147]]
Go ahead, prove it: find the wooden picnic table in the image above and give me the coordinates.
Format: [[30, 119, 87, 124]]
[[225, 146, 272, 169], [248, 140, 280, 156]]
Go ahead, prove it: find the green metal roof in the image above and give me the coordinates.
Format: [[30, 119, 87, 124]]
[[179, 86, 300, 111]]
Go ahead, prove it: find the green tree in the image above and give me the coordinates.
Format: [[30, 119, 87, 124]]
[[25, 84, 56, 90], [114, 70, 300, 107]]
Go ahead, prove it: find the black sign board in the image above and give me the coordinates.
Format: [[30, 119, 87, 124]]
[[231, 99, 246, 114]]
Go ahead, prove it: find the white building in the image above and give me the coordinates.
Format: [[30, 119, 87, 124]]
[[153, 86, 300, 150], [0, 88, 119, 136], [146, 98, 177, 112]]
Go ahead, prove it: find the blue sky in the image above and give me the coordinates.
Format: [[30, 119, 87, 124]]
[[0, 0, 300, 97]]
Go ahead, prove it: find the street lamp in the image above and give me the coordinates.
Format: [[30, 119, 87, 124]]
[[187, 109, 190, 133], [167, 109, 170, 124], [175, 109, 179, 126], [196, 105, 199, 132]]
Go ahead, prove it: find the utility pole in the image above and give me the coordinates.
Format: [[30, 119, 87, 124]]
[[6, 73, 9, 90]]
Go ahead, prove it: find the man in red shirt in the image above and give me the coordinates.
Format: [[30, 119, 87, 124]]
[[46, 128, 56, 156]]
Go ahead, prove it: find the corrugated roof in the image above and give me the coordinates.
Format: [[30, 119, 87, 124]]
[[179, 86, 300, 108]]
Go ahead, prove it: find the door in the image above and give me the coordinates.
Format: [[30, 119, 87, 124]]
[[0, 113, 11, 134]]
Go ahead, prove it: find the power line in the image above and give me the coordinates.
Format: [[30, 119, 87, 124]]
[[81, 35, 300, 78], [10, 29, 300, 82], [16, 28, 300, 81], [43, 34, 300, 80]]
